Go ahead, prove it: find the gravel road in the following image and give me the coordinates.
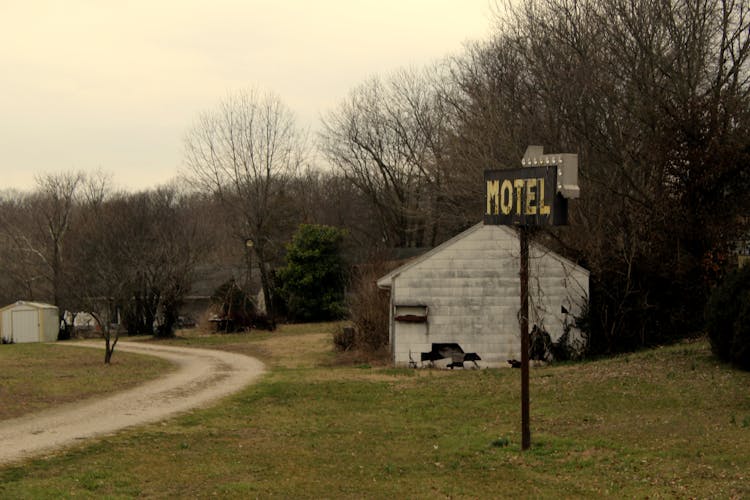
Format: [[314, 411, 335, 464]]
[[0, 341, 265, 466]]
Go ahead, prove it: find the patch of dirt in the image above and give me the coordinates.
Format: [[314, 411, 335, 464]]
[[0, 341, 265, 466]]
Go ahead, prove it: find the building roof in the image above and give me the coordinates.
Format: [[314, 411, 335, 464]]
[[377, 222, 589, 289], [0, 300, 59, 313]]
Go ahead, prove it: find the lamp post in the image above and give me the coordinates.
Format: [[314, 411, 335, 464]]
[[244, 238, 254, 292]]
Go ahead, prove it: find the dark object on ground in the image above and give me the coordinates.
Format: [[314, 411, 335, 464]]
[[530, 326, 552, 361], [209, 314, 275, 333], [176, 316, 196, 329], [420, 343, 481, 368], [507, 359, 522, 368]]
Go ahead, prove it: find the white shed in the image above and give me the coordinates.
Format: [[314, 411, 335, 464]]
[[377, 223, 589, 368], [0, 301, 60, 344]]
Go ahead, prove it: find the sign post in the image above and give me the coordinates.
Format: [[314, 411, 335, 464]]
[[519, 225, 531, 449], [484, 146, 579, 451]]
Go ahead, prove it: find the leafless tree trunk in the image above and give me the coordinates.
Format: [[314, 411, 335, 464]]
[[183, 89, 307, 323], [32, 172, 85, 308], [0, 192, 44, 303]]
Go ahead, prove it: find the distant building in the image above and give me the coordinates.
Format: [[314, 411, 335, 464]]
[[377, 224, 589, 368], [182, 264, 256, 321]]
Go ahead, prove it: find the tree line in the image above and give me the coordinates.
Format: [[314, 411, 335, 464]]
[[320, 0, 750, 354], [1, 0, 748, 360]]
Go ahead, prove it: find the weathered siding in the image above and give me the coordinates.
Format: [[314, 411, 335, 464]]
[[381, 224, 588, 368]]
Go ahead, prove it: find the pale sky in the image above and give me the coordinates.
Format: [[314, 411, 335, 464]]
[[0, 1, 495, 192]]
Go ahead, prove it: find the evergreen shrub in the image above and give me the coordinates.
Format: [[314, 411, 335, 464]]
[[705, 265, 750, 370]]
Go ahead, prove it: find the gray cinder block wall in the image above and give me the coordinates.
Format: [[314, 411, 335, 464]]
[[377, 224, 589, 368]]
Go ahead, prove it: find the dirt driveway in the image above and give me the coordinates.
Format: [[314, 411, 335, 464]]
[[0, 341, 266, 466]]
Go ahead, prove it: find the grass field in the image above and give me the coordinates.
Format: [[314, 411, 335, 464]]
[[1, 325, 749, 498], [0, 342, 174, 420]]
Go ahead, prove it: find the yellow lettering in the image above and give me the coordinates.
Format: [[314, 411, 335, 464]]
[[525, 178, 537, 215], [490, 175, 552, 219], [538, 178, 551, 215], [513, 179, 525, 215], [486, 180, 499, 215], [500, 180, 513, 215]]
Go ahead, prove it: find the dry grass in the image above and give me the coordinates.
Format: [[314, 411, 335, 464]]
[[0, 342, 174, 420], [159, 321, 342, 368], [2, 328, 749, 498]]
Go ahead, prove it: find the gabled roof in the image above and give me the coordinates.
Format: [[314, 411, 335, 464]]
[[377, 223, 485, 289], [376, 222, 588, 289], [0, 300, 58, 313]]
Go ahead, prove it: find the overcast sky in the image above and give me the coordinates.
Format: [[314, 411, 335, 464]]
[[0, 1, 495, 192]]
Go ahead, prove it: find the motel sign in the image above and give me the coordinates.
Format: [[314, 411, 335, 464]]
[[483, 146, 580, 450], [484, 147, 579, 227], [484, 166, 566, 226]]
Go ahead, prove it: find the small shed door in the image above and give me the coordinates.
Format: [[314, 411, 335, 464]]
[[12, 310, 39, 343]]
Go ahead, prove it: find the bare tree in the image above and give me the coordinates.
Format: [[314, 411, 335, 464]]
[[286, 168, 381, 256], [320, 67, 459, 248], [70, 180, 127, 363], [183, 89, 307, 322], [0, 191, 45, 303], [141, 186, 208, 337], [445, 0, 750, 352], [0, 172, 85, 337], [32, 172, 85, 309]]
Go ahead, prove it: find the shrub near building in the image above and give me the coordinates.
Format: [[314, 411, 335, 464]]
[[705, 265, 750, 370]]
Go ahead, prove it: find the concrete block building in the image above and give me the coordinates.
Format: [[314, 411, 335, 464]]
[[377, 224, 589, 368]]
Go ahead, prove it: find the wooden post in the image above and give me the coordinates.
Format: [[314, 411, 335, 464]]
[[519, 225, 531, 450]]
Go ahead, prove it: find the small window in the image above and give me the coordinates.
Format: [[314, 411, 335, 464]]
[[394, 304, 428, 323]]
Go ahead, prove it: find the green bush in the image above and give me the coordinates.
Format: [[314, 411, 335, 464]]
[[276, 224, 348, 322], [705, 265, 750, 370]]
